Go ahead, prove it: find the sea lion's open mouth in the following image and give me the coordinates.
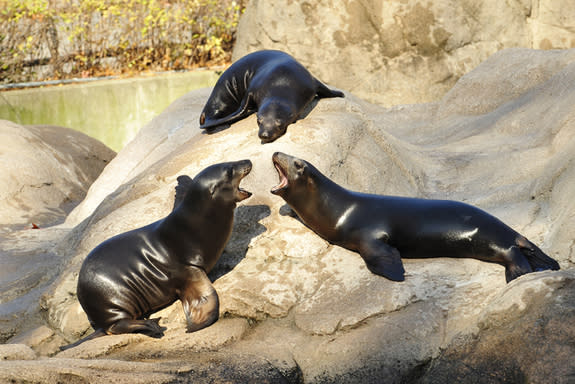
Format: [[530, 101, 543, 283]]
[[236, 161, 253, 201], [271, 157, 289, 195], [237, 187, 252, 201]]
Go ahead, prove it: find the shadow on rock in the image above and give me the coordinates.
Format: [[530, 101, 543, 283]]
[[279, 204, 297, 218], [209, 204, 270, 281]]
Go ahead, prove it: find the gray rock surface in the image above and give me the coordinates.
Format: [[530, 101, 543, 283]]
[[0, 121, 115, 230], [0, 122, 114, 343], [234, 0, 575, 106], [1, 48, 575, 382]]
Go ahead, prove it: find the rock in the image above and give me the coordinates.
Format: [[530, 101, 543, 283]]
[[0, 344, 36, 361], [0, 121, 115, 230], [0, 122, 114, 343], [421, 271, 575, 383], [234, 0, 575, 106], [0, 353, 299, 383], [2, 48, 575, 382]]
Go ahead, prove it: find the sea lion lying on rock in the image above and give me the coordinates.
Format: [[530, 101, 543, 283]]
[[270, 152, 560, 283], [61, 160, 252, 350], [200, 50, 344, 143]]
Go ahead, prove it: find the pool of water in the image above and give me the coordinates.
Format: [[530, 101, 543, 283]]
[[0, 70, 219, 151]]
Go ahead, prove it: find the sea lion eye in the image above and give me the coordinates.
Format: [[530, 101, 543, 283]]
[[294, 160, 305, 173], [227, 168, 234, 179]]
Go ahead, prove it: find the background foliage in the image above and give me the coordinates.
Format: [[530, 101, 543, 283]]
[[0, 0, 244, 84]]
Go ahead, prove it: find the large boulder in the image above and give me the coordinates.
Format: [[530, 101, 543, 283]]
[[1, 48, 575, 382], [234, 0, 575, 106], [0, 121, 115, 230], [0, 121, 114, 343], [421, 271, 575, 384]]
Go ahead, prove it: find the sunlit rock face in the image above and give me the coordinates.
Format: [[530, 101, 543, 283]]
[[2, 48, 575, 383], [234, 0, 575, 106], [0, 121, 114, 344], [0, 121, 115, 229]]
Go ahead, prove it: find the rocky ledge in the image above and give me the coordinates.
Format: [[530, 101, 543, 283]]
[[1, 48, 574, 383]]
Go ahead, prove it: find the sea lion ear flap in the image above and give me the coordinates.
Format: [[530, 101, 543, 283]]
[[173, 175, 194, 210]]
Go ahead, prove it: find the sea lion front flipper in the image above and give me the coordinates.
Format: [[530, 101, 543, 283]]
[[201, 92, 255, 130], [359, 237, 405, 282], [173, 175, 194, 210], [180, 266, 220, 333]]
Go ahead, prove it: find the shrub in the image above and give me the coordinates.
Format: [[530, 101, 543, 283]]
[[0, 0, 244, 84]]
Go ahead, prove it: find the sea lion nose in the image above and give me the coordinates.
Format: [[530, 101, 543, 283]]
[[259, 130, 270, 139]]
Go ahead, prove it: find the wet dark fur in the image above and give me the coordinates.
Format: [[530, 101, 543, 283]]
[[271, 152, 560, 283], [200, 50, 344, 143], [60, 160, 252, 350]]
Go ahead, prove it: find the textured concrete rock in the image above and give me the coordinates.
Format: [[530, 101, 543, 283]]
[[0, 344, 36, 361], [421, 271, 575, 384], [234, 0, 575, 106], [0, 122, 114, 343], [1, 48, 575, 383], [0, 121, 115, 229]]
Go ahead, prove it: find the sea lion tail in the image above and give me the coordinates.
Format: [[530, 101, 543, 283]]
[[517, 236, 560, 272], [59, 329, 107, 351]]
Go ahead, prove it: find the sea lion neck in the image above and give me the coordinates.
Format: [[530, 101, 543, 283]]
[[287, 171, 351, 242]]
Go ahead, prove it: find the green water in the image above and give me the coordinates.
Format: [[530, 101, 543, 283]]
[[0, 71, 219, 151]]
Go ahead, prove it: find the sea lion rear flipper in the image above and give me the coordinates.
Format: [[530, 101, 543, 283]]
[[314, 79, 344, 99], [201, 93, 255, 130], [180, 266, 220, 333], [359, 238, 405, 281], [516, 236, 560, 272], [59, 328, 107, 351]]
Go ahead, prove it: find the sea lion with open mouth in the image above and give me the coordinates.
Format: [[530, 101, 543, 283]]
[[270, 152, 560, 283], [61, 160, 253, 350]]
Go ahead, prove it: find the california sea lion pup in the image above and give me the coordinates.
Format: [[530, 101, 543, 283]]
[[200, 50, 344, 143], [60, 160, 252, 350], [270, 152, 560, 283]]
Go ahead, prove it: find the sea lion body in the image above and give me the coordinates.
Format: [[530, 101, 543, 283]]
[[61, 160, 252, 350], [271, 152, 560, 283], [200, 50, 344, 143]]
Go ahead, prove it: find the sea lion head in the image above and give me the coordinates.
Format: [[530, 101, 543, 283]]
[[257, 101, 296, 144], [193, 160, 253, 204], [270, 152, 316, 201]]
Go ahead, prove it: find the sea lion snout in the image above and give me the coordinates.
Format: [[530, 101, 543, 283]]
[[258, 118, 287, 144], [271, 152, 308, 195]]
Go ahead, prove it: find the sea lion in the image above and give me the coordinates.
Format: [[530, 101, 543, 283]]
[[270, 152, 560, 283], [60, 160, 252, 350], [200, 50, 344, 143]]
